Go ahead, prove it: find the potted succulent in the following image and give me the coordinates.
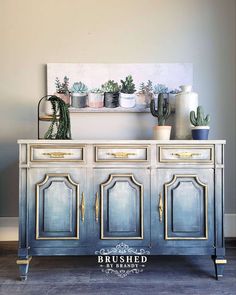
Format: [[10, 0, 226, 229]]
[[88, 88, 104, 108], [190, 106, 210, 140], [54, 76, 70, 104], [137, 80, 153, 108], [70, 82, 88, 108], [150, 93, 171, 140], [102, 80, 120, 108], [119, 75, 136, 108]]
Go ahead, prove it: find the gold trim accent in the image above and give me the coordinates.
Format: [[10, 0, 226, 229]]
[[171, 152, 201, 159], [16, 257, 32, 265], [106, 152, 136, 158], [81, 192, 85, 223], [164, 174, 208, 240], [158, 193, 163, 223], [42, 152, 73, 158], [159, 145, 214, 164], [215, 259, 227, 264], [100, 174, 144, 240], [36, 173, 79, 240], [95, 145, 149, 162], [95, 192, 99, 223], [30, 145, 85, 162]]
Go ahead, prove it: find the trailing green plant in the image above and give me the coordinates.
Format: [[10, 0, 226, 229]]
[[139, 80, 153, 95], [120, 75, 136, 94], [102, 80, 120, 93], [150, 94, 171, 126], [71, 82, 88, 93], [190, 106, 210, 126], [44, 95, 71, 139], [55, 76, 70, 95], [153, 84, 169, 94], [90, 88, 103, 94]]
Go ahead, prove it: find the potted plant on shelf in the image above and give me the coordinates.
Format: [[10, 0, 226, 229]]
[[88, 88, 104, 108], [102, 80, 120, 108], [119, 75, 136, 108], [190, 106, 210, 140], [150, 93, 171, 140], [70, 81, 88, 108], [136, 80, 153, 108], [54, 76, 70, 104]]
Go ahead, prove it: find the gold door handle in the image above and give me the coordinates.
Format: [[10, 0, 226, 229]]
[[95, 192, 99, 223], [171, 152, 201, 159], [106, 152, 136, 158], [42, 152, 73, 158], [81, 192, 85, 223], [158, 193, 163, 223]]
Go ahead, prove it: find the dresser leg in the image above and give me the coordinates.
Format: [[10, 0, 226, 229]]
[[16, 257, 32, 280], [212, 256, 227, 280]]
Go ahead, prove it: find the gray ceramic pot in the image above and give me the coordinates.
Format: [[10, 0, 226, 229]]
[[104, 92, 119, 108], [71, 94, 87, 108]]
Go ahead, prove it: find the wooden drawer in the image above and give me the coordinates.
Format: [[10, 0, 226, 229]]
[[30, 145, 84, 162], [95, 145, 149, 162], [158, 145, 214, 163]]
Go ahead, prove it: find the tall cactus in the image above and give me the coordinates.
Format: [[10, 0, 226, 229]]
[[150, 93, 171, 126], [190, 106, 210, 126]]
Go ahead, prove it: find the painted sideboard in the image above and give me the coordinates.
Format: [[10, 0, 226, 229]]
[[17, 140, 226, 280]]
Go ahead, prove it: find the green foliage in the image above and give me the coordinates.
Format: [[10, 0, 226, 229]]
[[44, 95, 71, 139], [90, 88, 103, 94], [150, 93, 171, 126], [102, 80, 120, 93], [190, 106, 210, 126], [120, 75, 136, 94], [71, 82, 88, 93], [139, 80, 153, 95], [55, 76, 70, 94]]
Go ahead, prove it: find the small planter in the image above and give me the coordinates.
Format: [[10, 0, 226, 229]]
[[54, 93, 70, 105], [71, 93, 87, 108], [192, 126, 210, 140], [119, 93, 136, 108], [136, 93, 152, 108], [88, 93, 104, 108], [153, 126, 172, 140], [104, 92, 119, 108]]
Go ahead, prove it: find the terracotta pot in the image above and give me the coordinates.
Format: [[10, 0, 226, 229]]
[[153, 126, 172, 140], [54, 93, 70, 105], [88, 93, 104, 108]]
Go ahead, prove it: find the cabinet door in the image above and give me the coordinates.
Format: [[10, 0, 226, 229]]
[[92, 169, 150, 247], [28, 168, 86, 248], [152, 169, 214, 248]]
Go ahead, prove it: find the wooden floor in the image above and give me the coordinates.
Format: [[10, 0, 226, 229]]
[[0, 242, 235, 295]]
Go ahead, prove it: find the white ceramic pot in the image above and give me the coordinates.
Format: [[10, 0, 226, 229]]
[[153, 126, 172, 140], [88, 93, 104, 108], [175, 85, 198, 139], [119, 93, 136, 108]]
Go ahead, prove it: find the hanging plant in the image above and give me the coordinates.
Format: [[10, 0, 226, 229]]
[[44, 95, 71, 139]]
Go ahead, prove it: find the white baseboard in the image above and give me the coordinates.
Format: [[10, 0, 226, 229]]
[[0, 215, 235, 241]]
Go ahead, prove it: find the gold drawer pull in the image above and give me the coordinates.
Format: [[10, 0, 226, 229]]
[[158, 193, 163, 223], [42, 152, 73, 158], [95, 192, 99, 223], [81, 192, 85, 223], [171, 152, 201, 159], [107, 152, 136, 158]]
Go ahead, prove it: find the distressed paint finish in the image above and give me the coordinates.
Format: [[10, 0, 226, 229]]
[[17, 140, 225, 280]]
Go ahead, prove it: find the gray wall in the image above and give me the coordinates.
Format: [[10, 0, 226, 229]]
[[0, 0, 235, 216]]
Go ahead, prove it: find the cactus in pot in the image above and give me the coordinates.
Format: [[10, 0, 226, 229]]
[[88, 88, 104, 108], [119, 75, 136, 108], [70, 81, 88, 108], [190, 106, 210, 140], [102, 80, 120, 108], [150, 93, 171, 140]]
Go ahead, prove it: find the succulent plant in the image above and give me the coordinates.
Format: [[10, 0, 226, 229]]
[[71, 82, 88, 93], [153, 84, 169, 94], [120, 75, 136, 94], [190, 106, 210, 126], [102, 80, 120, 93], [55, 76, 70, 94], [139, 80, 153, 95], [150, 93, 171, 126], [90, 88, 103, 94]]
